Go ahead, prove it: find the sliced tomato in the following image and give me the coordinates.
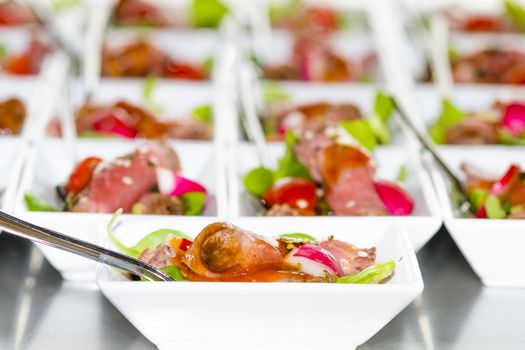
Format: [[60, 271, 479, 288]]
[[263, 177, 317, 211], [461, 16, 504, 32], [4, 54, 32, 75], [66, 157, 103, 195], [308, 6, 338, 35], [168, 237, 193, 252], [165, 61, 205, 80]]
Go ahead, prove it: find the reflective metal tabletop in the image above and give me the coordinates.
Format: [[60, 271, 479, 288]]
[[1, 227, 524, 350]]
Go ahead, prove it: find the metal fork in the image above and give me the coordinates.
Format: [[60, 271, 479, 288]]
[[0, 211, 174, 282]]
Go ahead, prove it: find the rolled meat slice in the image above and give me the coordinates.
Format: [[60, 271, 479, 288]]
[[181, 222, 284, 280], [70, 142, 180, 213], [320, 239, 376, 276], [320, 144, 388, 216]]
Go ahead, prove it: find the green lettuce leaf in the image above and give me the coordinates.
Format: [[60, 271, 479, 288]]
[[504, 0, 525, 32], [190, 0, 228, 28], [244, 166, 274, 197], [179, 192, 207, 216], [279, 233, 317, 242], [429, 99, 465, 144], [107, 210, 191, 258], [142, 75, 163, 112], [396, 165, 409, 182], [340, 119, 377, 151], [336, 261, 396, 284], [191, 104, 213, 125], [274, 131, 311, 180], [161, 265, 185, 281], [499, 129, 525, 145], [485, 195, 507, 219], [468, 189, 488, 213], [0, 44, 7, 59], [263, 83, 291, 105], [24, 193, 59, 212]]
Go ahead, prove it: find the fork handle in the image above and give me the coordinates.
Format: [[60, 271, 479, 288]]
[[0, 211, 173, 282]]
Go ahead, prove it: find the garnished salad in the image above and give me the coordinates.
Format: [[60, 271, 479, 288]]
[[101, 40, 210, 80], [109, 218, 395, 283], [0, 37, 50, 76], [0, 97, 26, 135], [446, 0, 525, 33], [430, 99, 525, 145], [244, 92, 415, 217], [258, 1, 376, 82], [111, 0, 228, 28], [25, 142, 208, 216], [450, 48, 525, 85], [462, 163, 525, 219]]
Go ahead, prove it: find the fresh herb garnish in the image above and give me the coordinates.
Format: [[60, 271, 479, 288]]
[[179, 192, 207, 216], [429, 99, 465, 144], [24, 193, 59, 212], [336, 261, 395, 284]]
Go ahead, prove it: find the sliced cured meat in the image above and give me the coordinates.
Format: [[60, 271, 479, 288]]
[[320, 239, 376, 276], [320, 144, 387, 216], [0, 98, 26, 135], [102, 41, 168, 77], [135, 193, 185, 215], [445, 118, 498, 144], [70, 142, 180, 213], [293, 127, 334, 182], [181, 222, 283, 280], [139, 243, 176, 269], [112, 0, 173, 27]]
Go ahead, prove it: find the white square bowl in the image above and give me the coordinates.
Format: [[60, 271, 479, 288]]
[[97, 216, 423, 350], [14, 138, 225, 281], [231, 143, 442, 251], [429, 146, 525, 287]]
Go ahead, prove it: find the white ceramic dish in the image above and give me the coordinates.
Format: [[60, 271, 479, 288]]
[[230, 143, 442, 252], [429, 146, 525, 287], [97, 216, 423, 350], [14, 138, 225, 281]]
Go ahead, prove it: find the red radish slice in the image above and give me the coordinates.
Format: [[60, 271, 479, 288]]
[[490, 164, 520, 196], [374, 180, 414, 216], [475, 206, 487, 218], [286, 244, 342, 277], [92, 108, 137, 139], [156, 167, 207, 196], [502, 103, 525, 137], [262, 177, 317, 210]]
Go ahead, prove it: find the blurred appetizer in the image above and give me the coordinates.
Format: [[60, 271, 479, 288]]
[[462, 163, 525, 219], [446, 0, 525, 33], [0, 37, 50, 75], [262, 87, 391, 141], [111, 0, 228, 28], [110, 220, 395, 283], [430, 99, 525, 145], [101, 40, 207, 80], [451, 49, 525, 84], [244, 93, 414, 217], [0, 1, 36, 26], [25, 142, 208, 216], [0, 97, 25, 135]]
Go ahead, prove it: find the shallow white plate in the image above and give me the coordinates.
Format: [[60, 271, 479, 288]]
[[14, 138, 225, 281], [230, 143, 442, 251], [97, 216, 423, 350], [429, 146, 525, 287]]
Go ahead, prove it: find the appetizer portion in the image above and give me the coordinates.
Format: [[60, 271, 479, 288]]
[[1, 37, 50, 75], [262, 88, 393, 142], [430, 99, 525, 145], [110, 220, 395, 283], [111, 0, 228, 28], [25, 142, 208, 216], [462, 163, 525, 219], [0, 97, 26, 135], [451, 49, 525, 85], [446, 0, 525, 33], [102, 40, 208, 80], [0, 2, 36, 26], [49, 99, 212, 140], [259, 2, 376, 82], [244, 96, 414, 217]]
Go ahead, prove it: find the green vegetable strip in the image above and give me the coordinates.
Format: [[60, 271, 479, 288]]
[[336, 261, 396, 284], [429, 99, 465, 144], [279, 233, 317, 242], [24, 193, 59, 212]]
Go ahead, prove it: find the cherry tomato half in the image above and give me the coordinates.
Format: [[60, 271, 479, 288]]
[[263, 177, 317, 211], [66, 157, 103, 195]]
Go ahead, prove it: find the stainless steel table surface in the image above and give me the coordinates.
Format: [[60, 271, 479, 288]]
[[1, 226, 524, 350]]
